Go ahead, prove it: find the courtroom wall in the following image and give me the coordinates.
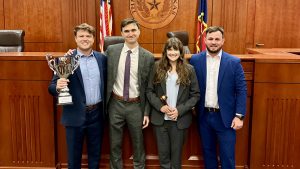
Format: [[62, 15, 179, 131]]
[[0, 0, 299, 53]]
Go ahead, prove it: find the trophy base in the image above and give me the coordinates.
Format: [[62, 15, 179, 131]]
[[57, 95, 73, 105]]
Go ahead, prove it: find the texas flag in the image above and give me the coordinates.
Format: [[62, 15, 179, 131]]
[[195, 0, 208, 53]]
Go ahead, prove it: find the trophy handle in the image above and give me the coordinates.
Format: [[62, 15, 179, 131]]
[[46, 54, 58, 75], [70, 54, 81, 74]]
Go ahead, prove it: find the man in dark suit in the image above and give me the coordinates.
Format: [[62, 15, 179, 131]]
[[190, 26, 247, 169], [105, 18, 155, 169], [48, 23, 106, 169]]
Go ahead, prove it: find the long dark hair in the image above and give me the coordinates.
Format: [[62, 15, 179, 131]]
[[153, 37, 191, 86]]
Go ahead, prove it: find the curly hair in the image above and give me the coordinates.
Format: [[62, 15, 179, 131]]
[[153, 37, 191, 86]]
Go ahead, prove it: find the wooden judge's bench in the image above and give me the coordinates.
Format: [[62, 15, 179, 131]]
[[0, 49, 299, 169]]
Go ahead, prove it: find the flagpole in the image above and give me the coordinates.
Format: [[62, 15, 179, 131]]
[[199, 12, 204, 52]]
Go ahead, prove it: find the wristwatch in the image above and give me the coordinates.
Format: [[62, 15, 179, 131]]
[[235, 114, 244, 120]]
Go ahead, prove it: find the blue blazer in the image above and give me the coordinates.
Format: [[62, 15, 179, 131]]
[[48, 50, 107, 126], [190, 51, 247, 128]]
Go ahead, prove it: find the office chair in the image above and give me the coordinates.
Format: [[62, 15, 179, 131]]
[[0, 30, 25, 52], [103, 36, 125, 52], [166, 31, 191, 54]]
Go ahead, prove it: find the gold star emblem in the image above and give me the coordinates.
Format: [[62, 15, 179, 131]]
[[147, 0, 161, 10]]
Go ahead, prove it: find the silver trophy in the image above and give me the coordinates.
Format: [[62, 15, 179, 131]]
[[46, 54, 81, 105]]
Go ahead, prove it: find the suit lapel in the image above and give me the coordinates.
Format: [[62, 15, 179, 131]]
[[112, 45, 123, 81], [73, 50, 84, 90], [137, 47, 145, 86], [161, 79, 167, 95], [177, 85, 184, 101], [218, 52, 229, 90], [94, 52, 104, 98], [95, 52, 103, 82], [201, 53, 207, 89]]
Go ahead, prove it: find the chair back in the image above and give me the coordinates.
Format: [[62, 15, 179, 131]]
[[167, 31, 191, 54], [0, 30, 25, 52], [103, 36, 125, 52]]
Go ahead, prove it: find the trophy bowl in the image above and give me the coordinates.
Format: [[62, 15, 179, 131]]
[[46, 54, 81, 105]]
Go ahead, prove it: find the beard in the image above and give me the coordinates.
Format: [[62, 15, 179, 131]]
[[206, 45, 222, 54]]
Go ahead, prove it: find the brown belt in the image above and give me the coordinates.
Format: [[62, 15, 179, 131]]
[[112, 92, 140, 103]]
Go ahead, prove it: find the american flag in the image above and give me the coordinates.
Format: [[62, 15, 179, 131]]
[[195, 0, 208, 53], [99, 0, 112, 52]]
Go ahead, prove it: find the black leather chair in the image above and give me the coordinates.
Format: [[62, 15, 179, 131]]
[[0, 30, 25, 52], [103, 36, 125, 52], [167, 31, 191, 54]]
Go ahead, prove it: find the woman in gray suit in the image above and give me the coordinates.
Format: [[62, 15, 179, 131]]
[[146, 37, 200, 169]]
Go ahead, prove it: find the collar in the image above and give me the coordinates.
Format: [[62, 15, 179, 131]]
[[206, 49, 222, 59], [122, 44, 139, 55], [77, 50, 94, 57]]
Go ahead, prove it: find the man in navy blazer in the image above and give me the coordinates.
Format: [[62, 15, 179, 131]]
[[190, 26, 247, 169], [48, 23, 107, 169]]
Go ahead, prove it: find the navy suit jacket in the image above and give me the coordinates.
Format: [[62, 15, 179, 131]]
[[190, 51, 247, 128], [48, 50, 107, 126]]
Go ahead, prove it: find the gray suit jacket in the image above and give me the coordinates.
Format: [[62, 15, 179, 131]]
[[146, 62, 200, 129], [105, 43, 155, 116]]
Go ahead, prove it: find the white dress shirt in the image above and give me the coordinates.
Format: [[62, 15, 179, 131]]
[[113, 44, 140, 98], [205, 50, 222, 108]]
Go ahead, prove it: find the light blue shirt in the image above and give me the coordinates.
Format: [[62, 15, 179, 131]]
[[165, 71, 179, 120], [78, 50, 101, 106]]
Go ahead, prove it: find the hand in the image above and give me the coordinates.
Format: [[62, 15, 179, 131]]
[[142, 116, 149, 129], [231, 117, 244, 130], [65, 49, 75, 56], [160, 105, 173, 114], [56, 78, 70, 92], [166, 108, 179, 121]]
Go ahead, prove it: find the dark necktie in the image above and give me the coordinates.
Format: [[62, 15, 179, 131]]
[[123, 50, 132, 101]]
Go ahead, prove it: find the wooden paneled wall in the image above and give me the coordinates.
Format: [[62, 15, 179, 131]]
[[1, 0, 299, 53], [253, 0, 300, 48], [1, 0, 97, 52], [110, 0, 199, 53], [4, 0, 63, 51], [0, 0, 3, 29], [208, 0, 256, 54]]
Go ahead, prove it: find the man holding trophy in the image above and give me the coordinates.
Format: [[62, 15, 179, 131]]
[[48, 23, 106, 169]]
